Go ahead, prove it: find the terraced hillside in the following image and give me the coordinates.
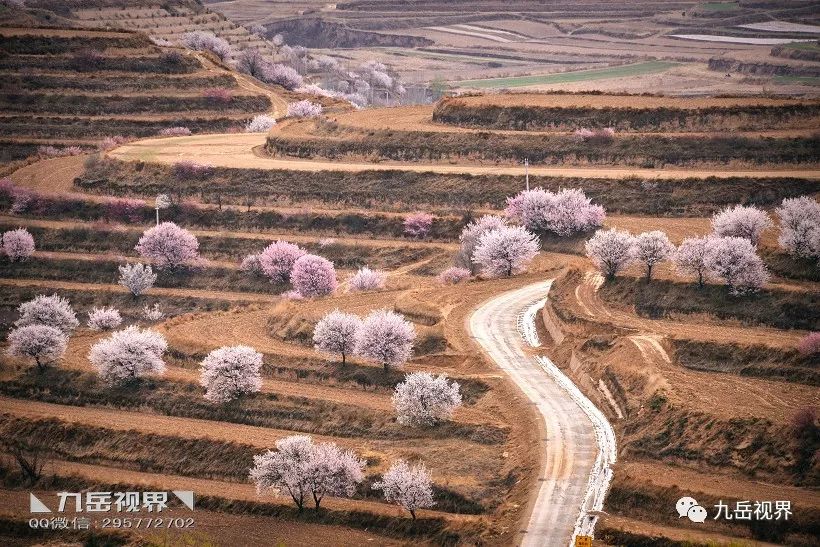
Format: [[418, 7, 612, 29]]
[[0, 26, 277, 166]]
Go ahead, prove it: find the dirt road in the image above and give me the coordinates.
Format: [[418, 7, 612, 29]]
[[109, 133, 820, 180], [469, 280, 599, 547]]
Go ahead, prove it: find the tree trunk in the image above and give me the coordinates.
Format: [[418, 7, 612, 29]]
[[341, 351, 346, 366], [697, 271, 704, 288], [646, 264, 653, 281], [410, 509, 416, 520], [384, 361, 389, 372]]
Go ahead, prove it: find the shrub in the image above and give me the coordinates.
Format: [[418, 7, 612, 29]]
[[437, 267, 470, 285], [203, 87, 233, 104], [104, 198, 143, 223], [472, 225, 539, 278], [87, 307, 123, 331], [239, 254, 264, 276], [403, 212, 433, 239], [291, 254, 337, 297], [135, 222, 200, 270], [258, 240, 305, 284], [6, 324, 67, 371], [505, 187, 604, 236], [287, 100, 323, 118], [97, 135, 129, 151], [574, 127, 615, 144], [392, 372, 462, 426], [2, 228, 35, 261], [798, 332, 820, 356], [37, 145, 83, 158], [142, 303, 164, 322], [199, 345, 263, 403], [118, 263, 156, 297], [89, 326, 167, 385], [245, 114, 276, 133], [15, 294, 78, 334], [262, 64, 303, 90], [348, 267, 386, 292], [158, 127, 191, 137], [172, 160, 212, 180]]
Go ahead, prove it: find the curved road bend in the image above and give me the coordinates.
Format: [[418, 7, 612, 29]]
[[469, 281, 599, 547]]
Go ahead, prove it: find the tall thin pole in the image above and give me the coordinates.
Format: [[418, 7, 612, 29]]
[[156, 208, 160, 226], [525, 158, 529, 190]]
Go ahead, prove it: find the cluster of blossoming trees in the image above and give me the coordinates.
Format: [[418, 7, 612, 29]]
[[585, 200, 820, 293]]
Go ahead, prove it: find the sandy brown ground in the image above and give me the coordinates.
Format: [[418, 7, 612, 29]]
[[110, 133, 820, 180]]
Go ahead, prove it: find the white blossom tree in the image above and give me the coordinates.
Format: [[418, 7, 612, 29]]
[[393, 372, 462, 426], [88, 326, 167, 385], [15, 294, 78, 334], [6, 324, 68, 371], [291, 254, 337, 297], [355, 309, 416, 372], [135, 222, 200, 270], [372, 459, 435, 519], [199, 345, 263, 403], [777, 196, 820, 260], [472, 225, 539, 278], [2, 228, 35, 261], [584, 228, 635, 280], [348, 267, 386, 292], [258, 241, 306, 284], [711, 204, 772, 246], [286, 100, 323, 118], [705, 236, 770, 294], [674, 236, 712, 287], [457, 215, 507, 271], [87, 306, 123, 331], [313, 310, 362, 365], [632, 231, 674, 281], [118, 263, 157, 297], [249, 435, 365, 511]]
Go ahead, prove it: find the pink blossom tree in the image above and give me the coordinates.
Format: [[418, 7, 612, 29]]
[[258, 241, 306, 284], [240, 254, 264, 276], [798, 332, 820, 355], [199, 345, 263, 403], [6, 325, 68, 371], [457, 214, 507, 271], [291, 254, 337, 297], [286, 100, 323, 118], [393, 372, 462, 426], [403, 212, 433, 239], [88, 326, 167, 385], [505, 188, 604, 236], [711, 204, 772, 246], [135, 222, 200, 270], [15, 294, 78, 334], [250, 435, 365, 511], [673, 236, 712, 287], [118, 263, 157, 297], [355, 309, 416, 371], [2, 228, 35, 261], [437, 266, 471, 285], [585, 228, 635, 280], [87, 307, 122, 331], [372, 459, 435, 519], [632, 231, 674, 281], [262, 63, 303, 90], [472, 225, 539, 278], [348, 267, 386, 292], [777, 196, 820, 260], [313, 310, 362, 365], [704, 236, 770, 294]]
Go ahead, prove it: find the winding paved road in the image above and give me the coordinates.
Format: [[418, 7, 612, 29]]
[[469, 281, 603, 547]]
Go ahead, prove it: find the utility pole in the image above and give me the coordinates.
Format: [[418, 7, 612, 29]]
[[524, 158, 529, 190]]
